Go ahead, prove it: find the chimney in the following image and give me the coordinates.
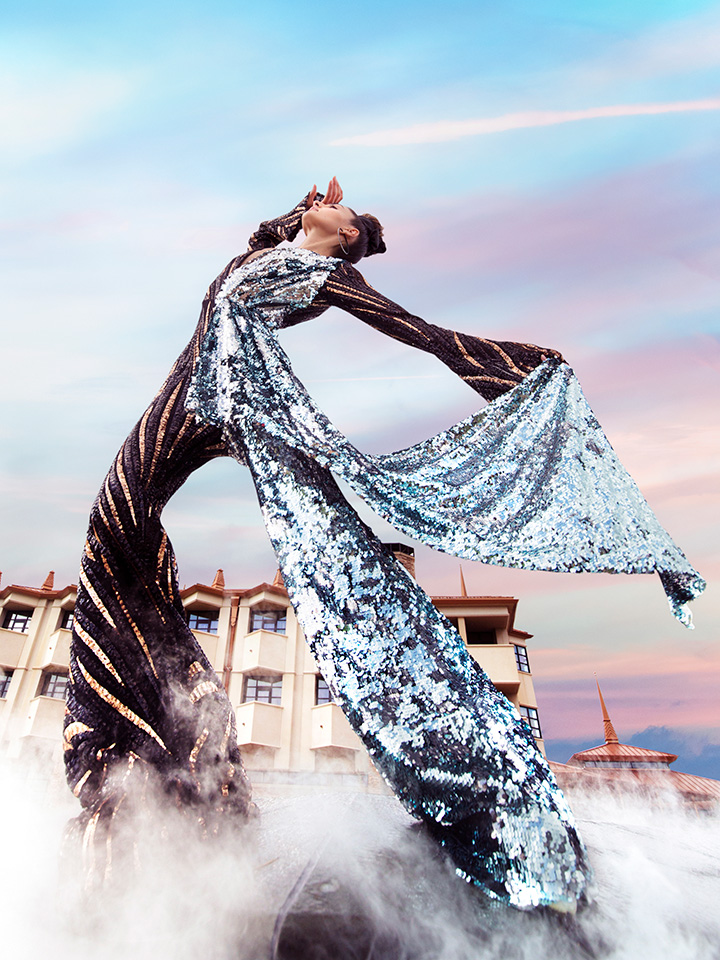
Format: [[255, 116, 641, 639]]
[[41, 571, 55, 591], [211, 569, 225, 589], [384, 542, 415, 579]]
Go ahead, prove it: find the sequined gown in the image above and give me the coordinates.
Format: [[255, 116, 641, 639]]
[[64, 193, 704, 908]]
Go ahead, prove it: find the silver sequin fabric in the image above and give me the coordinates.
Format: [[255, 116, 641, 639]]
[[186, 247, 702, 907]]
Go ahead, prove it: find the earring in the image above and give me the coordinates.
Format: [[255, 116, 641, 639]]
[[337, 228, 350, 256]]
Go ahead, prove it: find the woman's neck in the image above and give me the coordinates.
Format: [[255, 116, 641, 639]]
[[298, 230, 343, 259]]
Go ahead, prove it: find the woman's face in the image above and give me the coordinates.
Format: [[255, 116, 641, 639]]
[[302, 201, 356, 236]]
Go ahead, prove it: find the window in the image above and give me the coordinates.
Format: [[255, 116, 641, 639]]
[[0, 669, 13, 698], [40, 671, 69, 700], [249, 609, 287, 634], [187, 610, 219, 634], [2, 609, 34, 633], [242, 676, 282, 705], [315, 676, 332, 705], [59, 609, 74, 630], [513, 644, 530, 673], [519, 705, 542, 739]]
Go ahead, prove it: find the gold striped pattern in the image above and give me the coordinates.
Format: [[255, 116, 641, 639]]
[[73, 769, 92, 796], [138, 403, 155, 473], [220, 714, 233, 755], [165, 410, 197, 460], [75, 621, 124, 684], [103, 475, 125, 537], [64, 721, 94, 745], [79, 568, 116, 629], [188, 661, 204, 679], [96, 498, 115, 545], [325, 279, 432, 341], [78, 659, 168, 752], [456, 332, 527, 379], [110, 586, 158, 679], [147, 380, 184, 482], [116, 454, 137, 527], [189, 680, 219, 704], [189, 727, 210, 773]]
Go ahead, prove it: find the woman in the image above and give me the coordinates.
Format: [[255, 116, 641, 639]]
[[64, 178, 703, 909]]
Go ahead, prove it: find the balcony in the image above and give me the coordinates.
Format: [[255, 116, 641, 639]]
[[24, 696, 66, 740], [466, 643, 520, 694], [239, 630, 287, 675], [40, 629, 72, 670], [0, 628, 27, 668], [311, 703, 360, 752], [190, 629, 219, 668], [236, 701, 283, 748]]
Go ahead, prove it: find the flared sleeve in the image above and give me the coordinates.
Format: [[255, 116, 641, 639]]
[[322, 262, 561, 402]]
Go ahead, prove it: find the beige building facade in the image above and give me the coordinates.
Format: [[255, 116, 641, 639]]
[[0, 550, 545, 798]]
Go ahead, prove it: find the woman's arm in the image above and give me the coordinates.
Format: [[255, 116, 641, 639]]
[[246, 192, 315, 251], [246, 178, 343, 251], [321, 262, 562, 403]]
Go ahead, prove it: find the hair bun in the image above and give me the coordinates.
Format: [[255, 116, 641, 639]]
[[359, 213, 386, 257]]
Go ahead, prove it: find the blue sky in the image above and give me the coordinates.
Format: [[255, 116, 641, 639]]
[[1, 0, 719, 757]]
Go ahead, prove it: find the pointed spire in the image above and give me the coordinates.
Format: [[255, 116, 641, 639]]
[[272, 568, 285, 588], [459, 565, 468, 597], [211, 568, 225, 589], [595, 677, 619, 744], [41, 571, 55, 591]]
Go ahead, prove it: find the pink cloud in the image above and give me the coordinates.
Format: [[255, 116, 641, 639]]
[[332, 99, 720, 147]]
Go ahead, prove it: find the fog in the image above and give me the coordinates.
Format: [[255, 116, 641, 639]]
[[1, 759, 718, 960]]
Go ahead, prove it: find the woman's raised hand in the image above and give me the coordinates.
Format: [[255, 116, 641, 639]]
[[322, 176, 343, 204], [306, 176, 344, 207]]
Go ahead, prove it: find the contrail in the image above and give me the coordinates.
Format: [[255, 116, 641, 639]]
[[331, 98, 720, 147]]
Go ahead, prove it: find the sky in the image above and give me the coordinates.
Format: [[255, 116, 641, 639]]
[[1, 0, 719, 768]]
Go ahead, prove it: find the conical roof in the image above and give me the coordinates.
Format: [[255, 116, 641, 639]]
[[568, 681, 677, 767]]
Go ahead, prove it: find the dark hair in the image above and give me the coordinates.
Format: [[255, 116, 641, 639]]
[[343, 210, 387, 264]]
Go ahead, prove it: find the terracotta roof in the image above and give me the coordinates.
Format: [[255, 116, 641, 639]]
[[429, 594, 532, 640], [568, 741, 678, 766], [0, 583, 77, 601], [550, 761, 720, 805], [179, 580, 289, 600], [554, 681, 719, 807]]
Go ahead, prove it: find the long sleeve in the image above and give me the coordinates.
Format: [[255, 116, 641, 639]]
[[321, 262, 562, 403], [246, 191, 318, 252]]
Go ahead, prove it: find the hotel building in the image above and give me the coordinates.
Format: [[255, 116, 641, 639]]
[[0, 547, 544, 798]]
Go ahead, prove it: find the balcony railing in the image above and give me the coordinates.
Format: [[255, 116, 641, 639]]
[[40, 629, 72, 670], [236, 700, 283, 748], [24, 696, 66, 740], [190, 629, 219, 668], [465, 643, 520, 693], [311, 703, 360, 751], [238, 630, 287, 675], [0, 628, 27, 669]]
